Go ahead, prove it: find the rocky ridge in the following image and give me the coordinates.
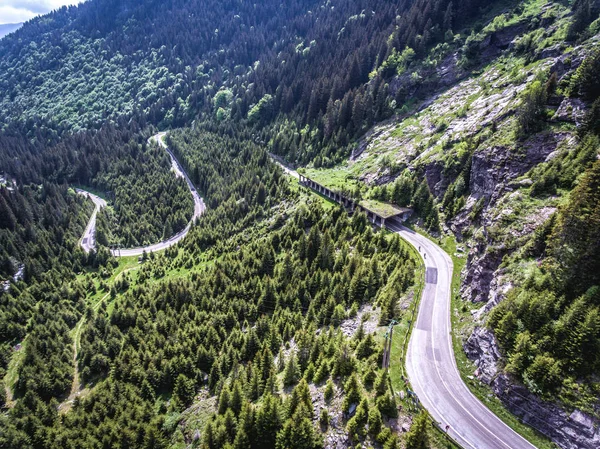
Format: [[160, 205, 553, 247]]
[[465, 328, 600, 449], [356, 13, 600, 448]]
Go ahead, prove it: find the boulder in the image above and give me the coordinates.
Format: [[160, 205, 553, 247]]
[[491, 375, 600, 449], [463, 326, 501, 384], [553, 97, 587, 126], [465, 327, 600, 449]]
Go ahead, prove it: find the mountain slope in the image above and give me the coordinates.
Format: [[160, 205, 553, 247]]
[[1, 0, 600, 448]]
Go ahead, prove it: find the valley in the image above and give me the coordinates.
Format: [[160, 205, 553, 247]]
[[1, 0, 600, 448]]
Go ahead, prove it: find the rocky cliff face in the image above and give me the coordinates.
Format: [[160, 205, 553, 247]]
[[465, 328, 600, 449], [468, 132, 572, 202], [349, 11, 599, 446], [455, 131, 573, 304], [453, 124, 600, 448]]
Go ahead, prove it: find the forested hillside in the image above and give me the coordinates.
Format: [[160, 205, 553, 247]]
[[0, 0, 497, 157], [0, 124, 193, 247], [1, 128, 418, 448], [1, 0, 600, 448], [0, 184, 93, 403]]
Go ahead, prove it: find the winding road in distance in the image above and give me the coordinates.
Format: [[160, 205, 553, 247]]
[[76, 189, 107, 253], [78, 132, 205, 257], [272, 159, 537, 449]]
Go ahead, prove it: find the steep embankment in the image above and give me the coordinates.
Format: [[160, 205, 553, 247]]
[[296, 1, 600, 447]]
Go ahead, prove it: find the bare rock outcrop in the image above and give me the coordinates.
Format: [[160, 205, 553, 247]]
[[553, 97, 588, 125], [463, 326, 501, 384], [465, 328, 600, 449], [470, 132, 571, 203], [461, 241, 507, 303]]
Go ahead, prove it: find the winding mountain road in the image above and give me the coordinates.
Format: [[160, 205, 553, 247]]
[[76, 189, 107, 253], [272, 159, 536, 449], [385, 219, 537, 449], [112, 133, 205, 257], [78, 133, 205, 257]]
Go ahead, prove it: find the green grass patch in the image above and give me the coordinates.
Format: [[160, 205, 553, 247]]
[[301, 166, 361, 191], [72, 184, 110, 201], [3, 339, 27, 405], [359, 199, 408, 219]]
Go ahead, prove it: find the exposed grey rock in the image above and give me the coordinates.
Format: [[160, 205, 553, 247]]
[[437, 52, 461, 87], [475, 269, 512, 318], [351, 139, 368, 161], [424, 161, 448, 198], [492, 374, 600, 449], [480, 22, 528, 61], [469, 132, 571, 203], [463, 326, 501, 384], [553, 97, 588, 126], [540, 44, 563, 59], [466, 325, 600, 449], [339, 304, 379, 338], [461, 241, 506, 303]]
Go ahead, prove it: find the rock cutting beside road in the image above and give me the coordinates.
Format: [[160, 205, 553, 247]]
[[275, 160, 538, 449]]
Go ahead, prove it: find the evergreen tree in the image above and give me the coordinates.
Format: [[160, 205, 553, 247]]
[[283, 351, 301, 387], [405, 411, 430, 449]]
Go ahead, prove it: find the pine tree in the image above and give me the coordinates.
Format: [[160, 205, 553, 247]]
[[283, 351, 300, 387], [173, 374, 195, 409], [276, 403, 323, 449], [405, 411, 430, 449], [256, 394, 282, 449], [233, 427, 251, 449]]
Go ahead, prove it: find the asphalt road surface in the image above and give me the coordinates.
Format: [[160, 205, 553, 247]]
[[385, 218, 537, 449], [269, 153, 299, 179], [76, 189, 107, 253], [111, 133, 205, 257], [77, 133, 205, 257], [275, 161, 537, 449]]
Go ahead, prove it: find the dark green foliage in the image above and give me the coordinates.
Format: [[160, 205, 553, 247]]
[[405, 411, 431, 449], [529, 134, 599, 197], [376, 392, 399, 418], [346, 398, 369, 440], [568, 0, 600, 40], [516, 80, 548, 139], [0, 184, 94, 394], [173, 374, 196, 409], [283, 352, 301, 387], [276, 403, 323, 449], [374, 171, 440, 231], [368, 405, 383, 435], [491, 160, 600, 394], [0, 380, 167, 449], [0, 124, 416, 444], [0, 125, 193, 248], [569, 49, 600, 102], [0, 381, 6, 409], [581, 97, 600, 137], [319, 408, 329, 429], [548, 159, 600, 295]]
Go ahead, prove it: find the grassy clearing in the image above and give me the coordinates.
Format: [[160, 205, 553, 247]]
[[289, 174, 337, 210], [71, 184, 110, 201], [3, 339, 27, 406], [301, 166, 362, 191], [359, 199, 408, 219]]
